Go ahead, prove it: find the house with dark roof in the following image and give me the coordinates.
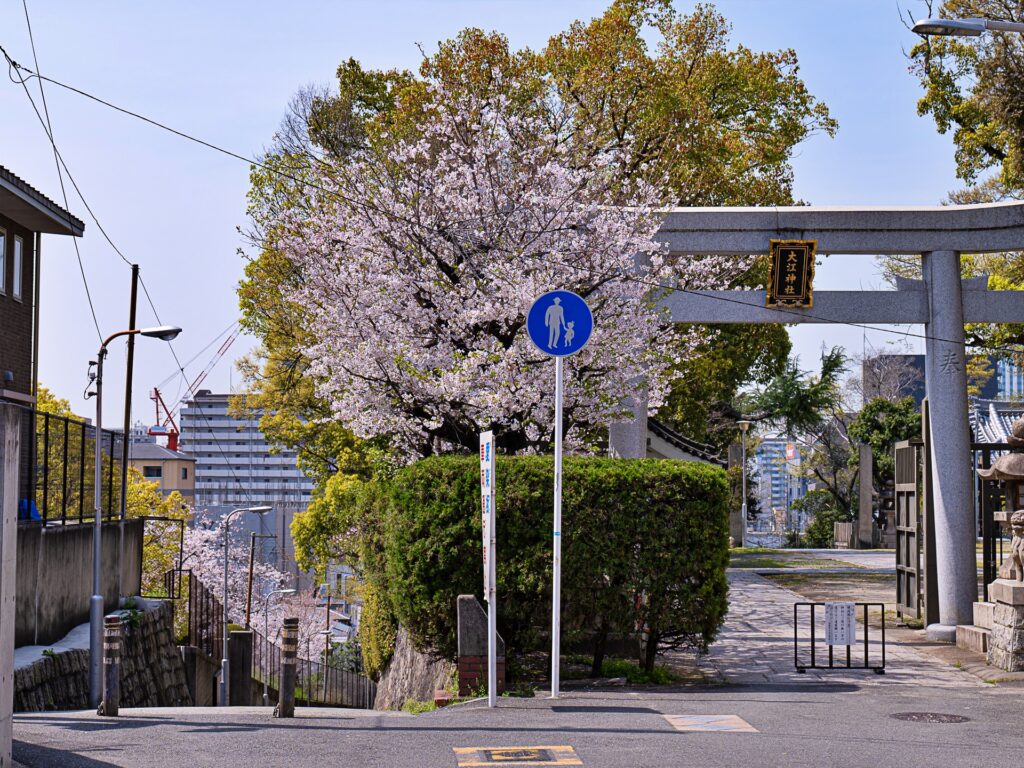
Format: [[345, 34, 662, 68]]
[[128, 441, 196, 501], [0, 164, 84, 404]]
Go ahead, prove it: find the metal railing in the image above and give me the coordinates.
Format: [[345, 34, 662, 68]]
[[179, 570, 376, 709], [14, 403, 124, 525], [793, 602, 886, 674]]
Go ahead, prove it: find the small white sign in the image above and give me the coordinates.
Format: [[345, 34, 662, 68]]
[[479, 432, 496, 601], [825, 602, 856, 646]]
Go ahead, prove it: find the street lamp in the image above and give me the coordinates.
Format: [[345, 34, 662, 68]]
[[87, 324, 181, 708], [220, 505, 272, 707], [262, 587, 296, 706], [737, 420, 752, 548], [912, 16, 1024, 36], [318, 629, 333, 703]]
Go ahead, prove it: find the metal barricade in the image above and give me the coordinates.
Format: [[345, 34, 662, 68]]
[[793, 602, 886, 674]]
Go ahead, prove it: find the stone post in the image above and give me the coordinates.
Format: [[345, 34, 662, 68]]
[[98, 615, 121, 716], [922, 250, 977, 640], [273, 618, 297, 718], [457, 595, 505, 696], [0, 406, 20, 768], [608, 391, 648, 459], [228, 630, 253, 706], [857, 444, 875, 549]]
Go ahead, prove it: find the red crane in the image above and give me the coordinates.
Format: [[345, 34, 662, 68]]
[[148, 326, 240, 452], [148, 388, 181, 451]]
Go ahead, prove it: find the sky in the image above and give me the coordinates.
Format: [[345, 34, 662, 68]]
[[0, 0, 958, 426]]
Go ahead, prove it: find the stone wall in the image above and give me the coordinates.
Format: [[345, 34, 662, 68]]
[[373, 627, 453, 710], [13, 598, 190, 712], [988, 579, 1024, 672]]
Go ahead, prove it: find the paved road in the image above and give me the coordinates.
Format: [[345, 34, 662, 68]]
[[13, 684, 1024, 768], [14, 563, 1017, 768]]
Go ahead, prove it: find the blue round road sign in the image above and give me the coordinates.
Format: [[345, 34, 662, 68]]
[[526, 290, 593, 357]]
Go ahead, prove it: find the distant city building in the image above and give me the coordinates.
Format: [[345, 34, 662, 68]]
[[128, 442, 196, 501], [995, 359, 1024, 400], [753, 438, 809, 532], [179, 390, 315, 587]]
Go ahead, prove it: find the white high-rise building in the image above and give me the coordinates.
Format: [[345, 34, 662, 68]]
[[179, 390, 315, 586]]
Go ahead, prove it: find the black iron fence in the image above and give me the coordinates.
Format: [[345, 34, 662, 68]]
[[793, 602, 886, 674], [14, 403, 124, 525], [180, 570, 375, 709]]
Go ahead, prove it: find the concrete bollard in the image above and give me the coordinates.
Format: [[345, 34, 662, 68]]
[[98, 615, 121, 716], [273, 617, 298, 718]]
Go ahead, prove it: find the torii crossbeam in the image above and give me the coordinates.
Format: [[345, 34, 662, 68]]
[[614, 201, 1024, 641]]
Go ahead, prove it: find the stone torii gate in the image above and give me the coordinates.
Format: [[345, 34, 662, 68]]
[[610, 201, 1024, 642]]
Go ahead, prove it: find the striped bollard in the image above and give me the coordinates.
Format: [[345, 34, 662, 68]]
[[273, 617, 298, 718], [98, 615, 121, 716]]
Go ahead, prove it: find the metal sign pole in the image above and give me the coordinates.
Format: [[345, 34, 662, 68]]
[[487, 504, 497, 708], [551, 356, 563, 698], [525, 289, 591, 702], [480, 432, 497, 708]]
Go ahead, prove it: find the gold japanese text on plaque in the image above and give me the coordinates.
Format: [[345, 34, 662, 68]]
[[767, 239, 816, 308]]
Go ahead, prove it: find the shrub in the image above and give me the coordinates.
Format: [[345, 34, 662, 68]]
[[381, 456, 729, 672]]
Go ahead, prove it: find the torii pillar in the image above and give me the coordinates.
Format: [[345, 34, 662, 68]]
[[610, 202, 1024, 641]]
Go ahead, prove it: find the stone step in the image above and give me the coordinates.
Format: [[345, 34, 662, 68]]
[[956, 624, 990, 654], [974, 601, 995, 630]]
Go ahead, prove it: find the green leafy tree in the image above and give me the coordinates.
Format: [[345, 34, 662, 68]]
[[848, 397, 922, 488], [795, 489, 850, 548]]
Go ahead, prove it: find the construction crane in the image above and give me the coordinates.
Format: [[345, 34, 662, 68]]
[[148, 326, 240, 451], [148, 388, 181, 451]]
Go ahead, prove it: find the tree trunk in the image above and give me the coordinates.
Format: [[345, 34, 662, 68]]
[[643, 629, 659, 673]]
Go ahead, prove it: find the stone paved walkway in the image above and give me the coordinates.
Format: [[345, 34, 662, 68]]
[[701, 571, 985, 688]]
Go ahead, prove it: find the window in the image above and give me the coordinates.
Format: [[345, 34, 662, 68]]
[[0, 228, 5, 294], [181, 467, 188, 480], [142, 465, 163, 479], [12, 236, 23, 300]]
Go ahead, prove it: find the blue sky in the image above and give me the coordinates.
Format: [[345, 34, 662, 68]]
[[0, 0, 955, 422]]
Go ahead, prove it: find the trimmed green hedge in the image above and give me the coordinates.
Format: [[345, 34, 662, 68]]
[[379, 456, 729, 671]]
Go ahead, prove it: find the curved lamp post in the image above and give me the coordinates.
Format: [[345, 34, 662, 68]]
[[220, 505, 272, 706], [87, 324, 181, 708], [737, 420, 752, 548], [912, 16, 1024, 36], [262, 587, 296, 705]]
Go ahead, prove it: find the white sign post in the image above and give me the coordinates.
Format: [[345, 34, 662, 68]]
[[525, 290, 593, 699], [479, 431, 497, 708], [825, 602, 856, 646]]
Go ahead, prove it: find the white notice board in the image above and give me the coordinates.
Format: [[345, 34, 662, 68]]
[[825, 602, 856, 646]]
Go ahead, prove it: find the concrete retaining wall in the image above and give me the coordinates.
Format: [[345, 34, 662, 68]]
[[15, 519, 143, 647]]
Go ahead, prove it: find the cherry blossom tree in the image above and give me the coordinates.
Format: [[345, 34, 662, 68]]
[[277, 81, 745, 457]]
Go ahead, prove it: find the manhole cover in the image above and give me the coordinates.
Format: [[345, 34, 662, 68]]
[[890, 712, 970, 724]]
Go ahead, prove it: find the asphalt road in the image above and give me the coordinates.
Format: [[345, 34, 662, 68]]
[[13, 680, 1024, 768]]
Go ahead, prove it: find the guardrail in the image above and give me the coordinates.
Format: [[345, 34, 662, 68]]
[[793, 602, 886, 674]]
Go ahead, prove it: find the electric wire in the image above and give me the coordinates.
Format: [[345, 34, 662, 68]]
[[5, 39, 1024, 361], [3, 32, 255, 504], [15, 6, 102, 341]]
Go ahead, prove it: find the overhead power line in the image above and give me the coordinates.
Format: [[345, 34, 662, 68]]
[[16, 4, 102, 340], [4, 39, 1024, 360]]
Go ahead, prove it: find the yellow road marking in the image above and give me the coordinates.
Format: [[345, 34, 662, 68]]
[[453, 745, 582, 766]]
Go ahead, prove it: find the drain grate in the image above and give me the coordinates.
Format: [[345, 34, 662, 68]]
[[890, 712, 970, 724]]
